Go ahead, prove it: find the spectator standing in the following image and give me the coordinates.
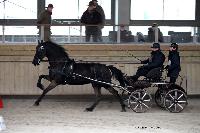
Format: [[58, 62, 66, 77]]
[[120, 25, 134, 43], [37, 4, 53, 42], [148, 23, 163, 43], [81, 1, 102, 42]]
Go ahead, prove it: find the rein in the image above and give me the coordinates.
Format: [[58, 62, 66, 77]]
[[72, 72, 130, 93]]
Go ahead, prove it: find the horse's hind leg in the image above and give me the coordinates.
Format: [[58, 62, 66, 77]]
[[37, 75, 50, 90], [34, 80, 57, 106], [85, 85, 101, 112], [106, 87, 126, 112]]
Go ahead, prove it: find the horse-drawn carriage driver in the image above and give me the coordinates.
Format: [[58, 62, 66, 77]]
[[125, 43, 166, 83]]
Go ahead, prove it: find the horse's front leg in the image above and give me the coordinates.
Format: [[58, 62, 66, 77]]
[[37, 75, 50, 90], [34, 80, 57, 106]]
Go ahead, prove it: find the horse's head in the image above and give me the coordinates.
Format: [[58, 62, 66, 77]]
[[32, 40, 47, 66]]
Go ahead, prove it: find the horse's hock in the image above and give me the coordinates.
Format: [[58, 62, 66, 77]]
[[0, 43, 200, 95]]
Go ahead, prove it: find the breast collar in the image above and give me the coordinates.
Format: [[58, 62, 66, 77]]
[[62, 60, 75, 76]]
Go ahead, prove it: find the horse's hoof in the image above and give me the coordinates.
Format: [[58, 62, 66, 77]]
[[34, 102, 39, 106], [84, 108, 93, 112]]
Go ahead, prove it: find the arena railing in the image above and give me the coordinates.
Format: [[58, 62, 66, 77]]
[[0, 23, 200, 44]]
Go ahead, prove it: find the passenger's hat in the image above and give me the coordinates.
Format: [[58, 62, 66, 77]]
[[151, 43, 160, 48], [47, 4, 54, 8], [170, 43, 178, 49], [92, 0, 98, 2]]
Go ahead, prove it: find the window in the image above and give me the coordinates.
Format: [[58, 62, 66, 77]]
[[0, 0, 37, 19], [46, 0, 79, 19], [129, 26, 194, 36], [163, 0, 195, 20], [78, 0, 111, 19], [131, 0, 195, 20], [46, 0, 111, 19], [3, 26, 37, 35], [46, 0, 111, 36]]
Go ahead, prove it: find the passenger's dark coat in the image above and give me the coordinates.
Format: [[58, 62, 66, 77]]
[[167, 51, 181, 78]]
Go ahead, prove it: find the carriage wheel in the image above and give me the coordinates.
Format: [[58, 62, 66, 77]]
[[155, 89, 166, 108], [121, 86, 133, 108], [128, 89, 152, 113], [164, 89, 187, 113]]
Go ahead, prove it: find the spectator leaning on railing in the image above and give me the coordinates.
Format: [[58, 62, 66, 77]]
[[81, 1, 102, 42], [37, 4, 53, 42]]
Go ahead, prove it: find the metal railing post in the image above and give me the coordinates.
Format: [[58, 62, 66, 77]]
[[117, 25, 121, 43], [193, 27, 197, 44], [80, 25, 82, 43], [40, 25, 44, 41], [2, 26, 5, 44], [153, 25, 159, 43], [68, 22, 71, 43]]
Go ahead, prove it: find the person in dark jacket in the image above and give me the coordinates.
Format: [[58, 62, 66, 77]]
[[131, 43, 165, 81], [148, 23, 163, 42], [37, 4, 53, 42], [165, 43, 181, 84], [120, 25, 134, 43], [81, 1, 102, 42], [92, 0, 105, 42]]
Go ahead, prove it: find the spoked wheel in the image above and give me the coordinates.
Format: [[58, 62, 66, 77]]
[[164, 89, 187, 113], [128, 89, 152, 113], [155, 89, 166, 108], [122, 86, 134, 108]]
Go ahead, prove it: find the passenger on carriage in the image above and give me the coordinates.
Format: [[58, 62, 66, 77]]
[[126, 43, 165, 83], [165, 43, 181, 84]]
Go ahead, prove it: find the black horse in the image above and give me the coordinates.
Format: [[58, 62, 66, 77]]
[[32, 41, 126, 112]]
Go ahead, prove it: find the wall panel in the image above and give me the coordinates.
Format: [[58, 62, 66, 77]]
[[0, 44, 199, 95]]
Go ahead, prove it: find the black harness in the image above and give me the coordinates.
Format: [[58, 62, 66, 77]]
[[49, 60, 75, 78]]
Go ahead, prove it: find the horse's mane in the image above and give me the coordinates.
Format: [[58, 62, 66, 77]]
[[45, 41, 69, 58]]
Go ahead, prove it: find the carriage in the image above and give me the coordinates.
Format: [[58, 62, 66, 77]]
[[74, 66, 188, 113], [32, 41, 188, 113], [122, 67, 188, 113]]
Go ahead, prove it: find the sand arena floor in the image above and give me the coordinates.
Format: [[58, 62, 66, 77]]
[[0, 98, 200, 133]]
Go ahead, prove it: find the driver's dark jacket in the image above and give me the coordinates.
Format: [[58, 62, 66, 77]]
[[141, 50, 165, 70], [135, 50, 165, 77]]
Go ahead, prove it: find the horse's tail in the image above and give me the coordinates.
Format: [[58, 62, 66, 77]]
[[108, 65, 125, 87]]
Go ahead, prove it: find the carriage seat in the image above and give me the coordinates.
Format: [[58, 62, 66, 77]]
[[131, 80, 151, 89], [124, 76, 151, 89], [145, 66, 164, 82]]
